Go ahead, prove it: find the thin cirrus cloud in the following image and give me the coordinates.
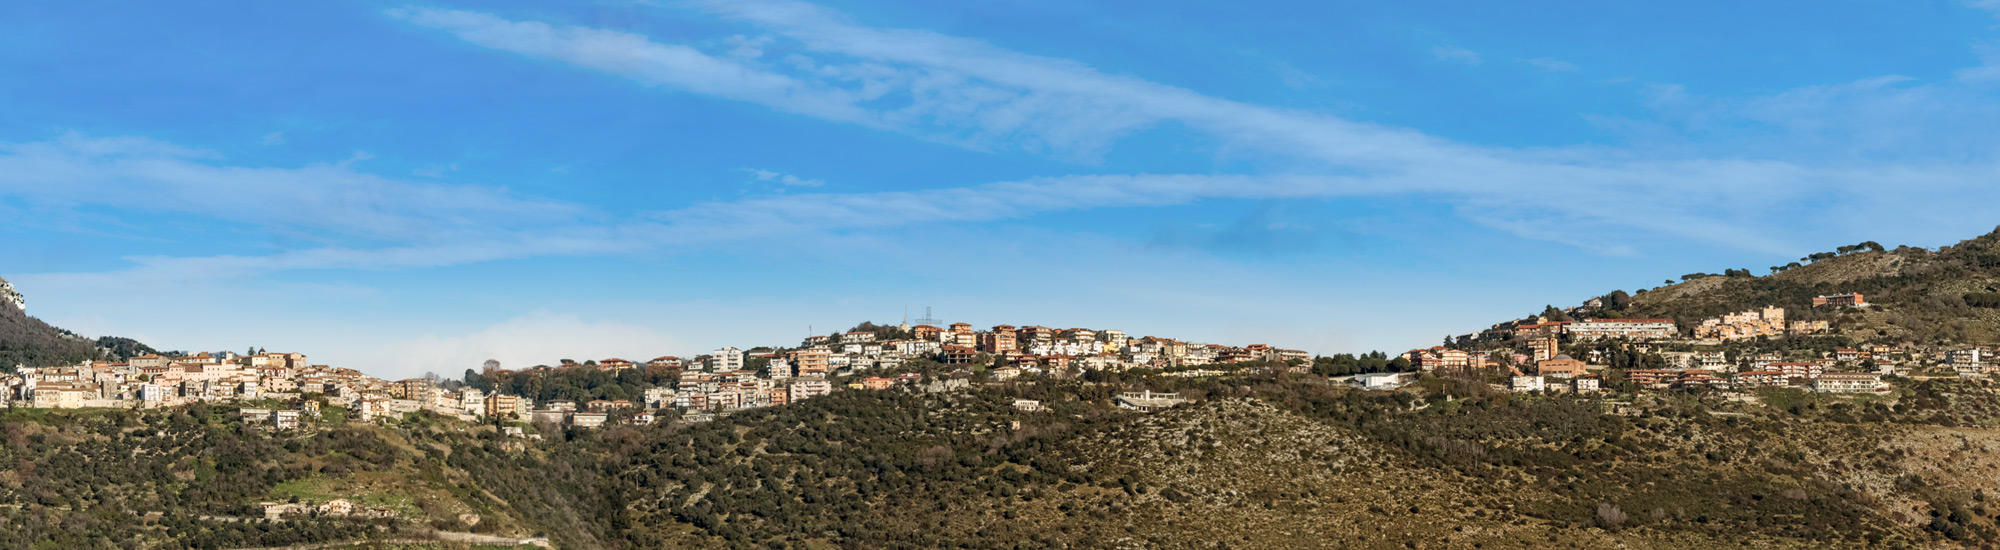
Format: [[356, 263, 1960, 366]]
[[387, 2, 2000, 256], [0, 132, 644, 283], [25, 1, 2000, 287], [1520, 57, 1578, 72], [0, 132, 584, 244], [1430, 45, 1483, 65], [745, 168, 825, 187]]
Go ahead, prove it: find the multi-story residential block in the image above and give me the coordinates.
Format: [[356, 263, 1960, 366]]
[[791, 350, 830, 377], [1813, 293, 1866, 307], [1697, 307, 1787, 340], [1568, 319, 1677, 340], [1536, 356, 1588, 378], [939, 346, 978, 365], [1512, 321, 1570, 339], [1626, 369, 1679, 388], [789, 378, 831, 402], [572, 413, 607, 428], [711, 347, 744, 372], [1733, 370, 1787, 387], [977, 329, 1018, 354], [1815, 372, 1882, 393], [1769, 362, 1824, 379]]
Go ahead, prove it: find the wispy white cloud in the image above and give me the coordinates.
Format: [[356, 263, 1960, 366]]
[[1270, 60, 1329, 90], [387, 7, 874, 125], [1615, 74, 2000, 162], [0, 132, 646, 286], [260, 131, 286, 145], [367, 2, 2000, 256], [0, 133, 587, 245], [32, 0, 2000, 286], [393, 5, 1178, 158], [745, 168, 824, 187], [1430, 45, 1482, 65]]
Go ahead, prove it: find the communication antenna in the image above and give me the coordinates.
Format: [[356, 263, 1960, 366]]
[[913, 306, 944, 326]]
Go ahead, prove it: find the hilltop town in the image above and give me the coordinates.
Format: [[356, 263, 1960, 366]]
[[18, 233, 2000, 548], [0, 319, 1306, 430], [1403, 291, 1901, 396]]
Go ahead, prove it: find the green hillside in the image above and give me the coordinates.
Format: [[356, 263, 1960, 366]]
[[0, 276, 159, 371], [1626, 228, 2000, 345], [17, 373, 2000, 548], [26, 230, 2000, 548]]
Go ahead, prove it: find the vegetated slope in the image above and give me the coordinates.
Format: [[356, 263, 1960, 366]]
[[0, 403, 617, 550], [1628, 227, 2000, 344], [0, 278, 158, 370], [15, 375, 2000, 548], [0, 294, 100, 370], [594, 379, 1978, 549]]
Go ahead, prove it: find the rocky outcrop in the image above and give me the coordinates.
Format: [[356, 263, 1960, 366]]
[[0, 276, 20, 312]]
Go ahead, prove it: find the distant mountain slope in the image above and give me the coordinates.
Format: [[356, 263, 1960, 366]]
[[1626, 227, 2000, 344], [0, 276, 156, 370]]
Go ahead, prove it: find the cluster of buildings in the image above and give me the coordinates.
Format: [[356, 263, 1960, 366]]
[[1484, 342, 2000, 396], [1478, 296, 1860, 347], [0, 317, 1302, 430], [1501, 318, 1679, 344], [787, 322, 1308, 373], [503, 319, 1298, 423], [1813, 292, 1867, 308], [1694, 307, 1829, 340], [1508, 360, 1883, 395], [0, 351, 550, 424]]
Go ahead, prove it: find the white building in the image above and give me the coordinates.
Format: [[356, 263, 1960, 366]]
[[1352, 372, 1406, 390], [789, 378, 831, 402], [643, 387, 676, 409], [1815, 372, 1883, 393], [1567, 319, 1678, 341], [766, 359, 793, 379], [1511, 375, 1546, 392], [459, 388, 486, 417], [711, 347, 744, 372]]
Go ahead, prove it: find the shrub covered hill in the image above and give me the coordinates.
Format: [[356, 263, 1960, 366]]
[[1614, 227, 2000, 345], [29, 229, 2000, 549], [18, 371, 2000, 549], [0, 276, 158, 372]]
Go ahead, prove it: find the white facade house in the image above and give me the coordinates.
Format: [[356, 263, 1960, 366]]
[[788, 378, 831, 402], [711, 347, 744, 372], [1815, 372, 1883, 393], [1353, 373, 1406, 390], [1567, 319, 1677, 341]]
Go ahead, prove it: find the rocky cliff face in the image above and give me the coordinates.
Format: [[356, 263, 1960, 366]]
[[0, 277, 21, 312]]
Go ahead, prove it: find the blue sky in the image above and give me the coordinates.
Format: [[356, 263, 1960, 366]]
[[6, 0, 2000, 378]]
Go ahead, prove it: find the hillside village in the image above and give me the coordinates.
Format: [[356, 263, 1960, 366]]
[[18, 236, 2000, 548], [1396, 285, 2000, 401], [1, 281, 1981, 427], [0, 318, 1306, 429]]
